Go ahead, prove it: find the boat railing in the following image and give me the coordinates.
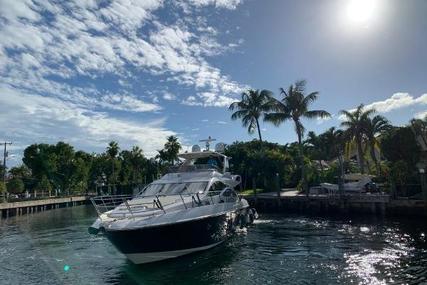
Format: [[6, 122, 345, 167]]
[[90, 189, 241, 219], [167, 164, 220, 173]]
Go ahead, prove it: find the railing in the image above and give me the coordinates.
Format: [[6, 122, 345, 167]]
[[167, 164, 220, 173], [90, 189, 240, 220]]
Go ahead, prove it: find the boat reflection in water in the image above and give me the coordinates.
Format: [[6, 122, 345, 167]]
[[89, 140, 258, 264]]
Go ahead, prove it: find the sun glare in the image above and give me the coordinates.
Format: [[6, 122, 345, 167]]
[[346, 0, 378, 27]]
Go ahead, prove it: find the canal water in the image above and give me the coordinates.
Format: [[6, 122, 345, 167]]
[[0, 205, 426, 285]]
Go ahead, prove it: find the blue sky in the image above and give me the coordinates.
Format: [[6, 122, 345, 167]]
[[1, 0, 427, 165]]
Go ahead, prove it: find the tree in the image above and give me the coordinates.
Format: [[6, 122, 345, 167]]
[[129, 146, 146, 185], [157, 136, 182, 168], [225, 140, 297, 190], [304, 131, 327, 173], [340, 104, 375, 174], [0, 181, 6, 202], [364, 115, 392, 175], [23, 144, 57, 180], [381, 126, 421, 171], [229, 89, 274, 142], [410, 116, 427, 163], [35, 175, 52, 197], [265, 80, 330, 193], [54, 142, 75, 195], [320, 127, 345, 161], [164, 136, 181, 165], [106, 141, 120, 194], [7, 178, 25, 194]]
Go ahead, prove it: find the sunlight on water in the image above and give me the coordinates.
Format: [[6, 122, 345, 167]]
[[0, 206, 426, 284]]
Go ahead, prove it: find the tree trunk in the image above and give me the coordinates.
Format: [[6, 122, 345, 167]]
[[295, 123, 307, 196], [255, 118, 263, 143], [370, 141, 380, 176], [356, 136, 365, 174]]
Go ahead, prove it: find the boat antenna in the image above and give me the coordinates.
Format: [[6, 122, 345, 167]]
[[199, 136, 216, 151]]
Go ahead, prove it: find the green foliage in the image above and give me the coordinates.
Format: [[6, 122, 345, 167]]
[[0, 181, 6, 194], [229, 89, 274, 141], [0, 181, 5, 202], [225, 140, 297, 190], [340, 104, 376, 174], [7, 178, 25, 194], [19, 140, 162, 196], [381, 127, 421, 171], [266, 80, 330, 144], [156, 136, 182, 170], [35, 175, 52, 196]]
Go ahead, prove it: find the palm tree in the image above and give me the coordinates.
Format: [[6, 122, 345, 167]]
[[305, 131, 326, 173], [106, 141, 120, 193], [321, 127, 345, 161], [129, 146, 145, 185], [410, 116, 427, 149], [265, 80, 330, 193], [364, 115, 392, 175], [164, 136, 181, 165], [340, 104, 375, 174], [157, 136, 182, 166], [229, 89, 274, 142], [266, 80, 330, 145]]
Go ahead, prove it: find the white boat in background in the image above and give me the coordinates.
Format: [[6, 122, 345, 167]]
[[88, 138, 257, 264], [310, 174, 375, 195]]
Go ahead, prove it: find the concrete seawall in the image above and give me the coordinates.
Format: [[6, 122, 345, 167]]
[[0, 196, 89, 218], [246, 192, 427, 217]]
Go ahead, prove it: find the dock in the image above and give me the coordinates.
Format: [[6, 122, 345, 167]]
[[0, 196, 89, 218], [246, 190, 427, 217]]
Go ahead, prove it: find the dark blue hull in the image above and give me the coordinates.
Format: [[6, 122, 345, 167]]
[[104, 209, 247, 263]]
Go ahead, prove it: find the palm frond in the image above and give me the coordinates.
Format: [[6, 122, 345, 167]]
[[304, 110, 331, 119]]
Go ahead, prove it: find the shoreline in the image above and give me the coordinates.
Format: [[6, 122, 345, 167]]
[[246, 191, 427, 217], [0, 196, 89, 218]]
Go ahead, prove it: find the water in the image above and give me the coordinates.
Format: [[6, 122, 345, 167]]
[[0, 206, 426, 285]]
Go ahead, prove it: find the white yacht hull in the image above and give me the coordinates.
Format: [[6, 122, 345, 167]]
[[125, 241, 223, 264]]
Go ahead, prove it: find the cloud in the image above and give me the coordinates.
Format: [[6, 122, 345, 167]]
[[182, 91, 239, 107], [339, 93, 427, 120], [364, 93, 427, 113], [187, 0, 242, 9], [162, 92, 177, 101], [0, 85, 174, 157], [316, 115, 333, 125], [0, 0, 247, 111], [415, 111, 427, 120], [0, 0, 248, 163], [217, 121, 228, 124]]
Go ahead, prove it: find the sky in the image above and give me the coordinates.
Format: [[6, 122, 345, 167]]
[[1, 0, 427, 166]]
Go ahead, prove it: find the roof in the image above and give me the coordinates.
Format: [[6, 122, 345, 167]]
[[178, 151, 226, 160]]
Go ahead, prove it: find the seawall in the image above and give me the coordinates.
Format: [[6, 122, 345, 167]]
[[0, 196, 89, 218]]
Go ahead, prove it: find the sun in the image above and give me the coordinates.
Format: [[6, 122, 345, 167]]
[[346, 0, 378, 26]]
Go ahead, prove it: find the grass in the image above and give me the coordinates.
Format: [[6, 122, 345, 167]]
[[239, 188, 266, 196]]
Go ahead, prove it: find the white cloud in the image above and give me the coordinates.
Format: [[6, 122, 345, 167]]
[[217, 121, 228, 124], [364, 93, 427, 113], [0, 0, 247, 110], [99, 93, 161, 112], [0, 86, 174, 157], [182, 95, 202, 106], [415, 111, 427, 120], [187, 0, 242, 9], [316, 115, 333, 125], [339, 93, 427, 120], [0, 0, 248, 163], [162, 92, 177, 101], [181, 91, 238, 107]]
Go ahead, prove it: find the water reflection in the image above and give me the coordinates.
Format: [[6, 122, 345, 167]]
[[0, 206, 426, 284]]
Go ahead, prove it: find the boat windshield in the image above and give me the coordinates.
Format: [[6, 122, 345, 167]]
[[140, 182, 208, 196]]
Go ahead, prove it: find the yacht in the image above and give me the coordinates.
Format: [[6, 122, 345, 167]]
[[88, 139, 257, 264]]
